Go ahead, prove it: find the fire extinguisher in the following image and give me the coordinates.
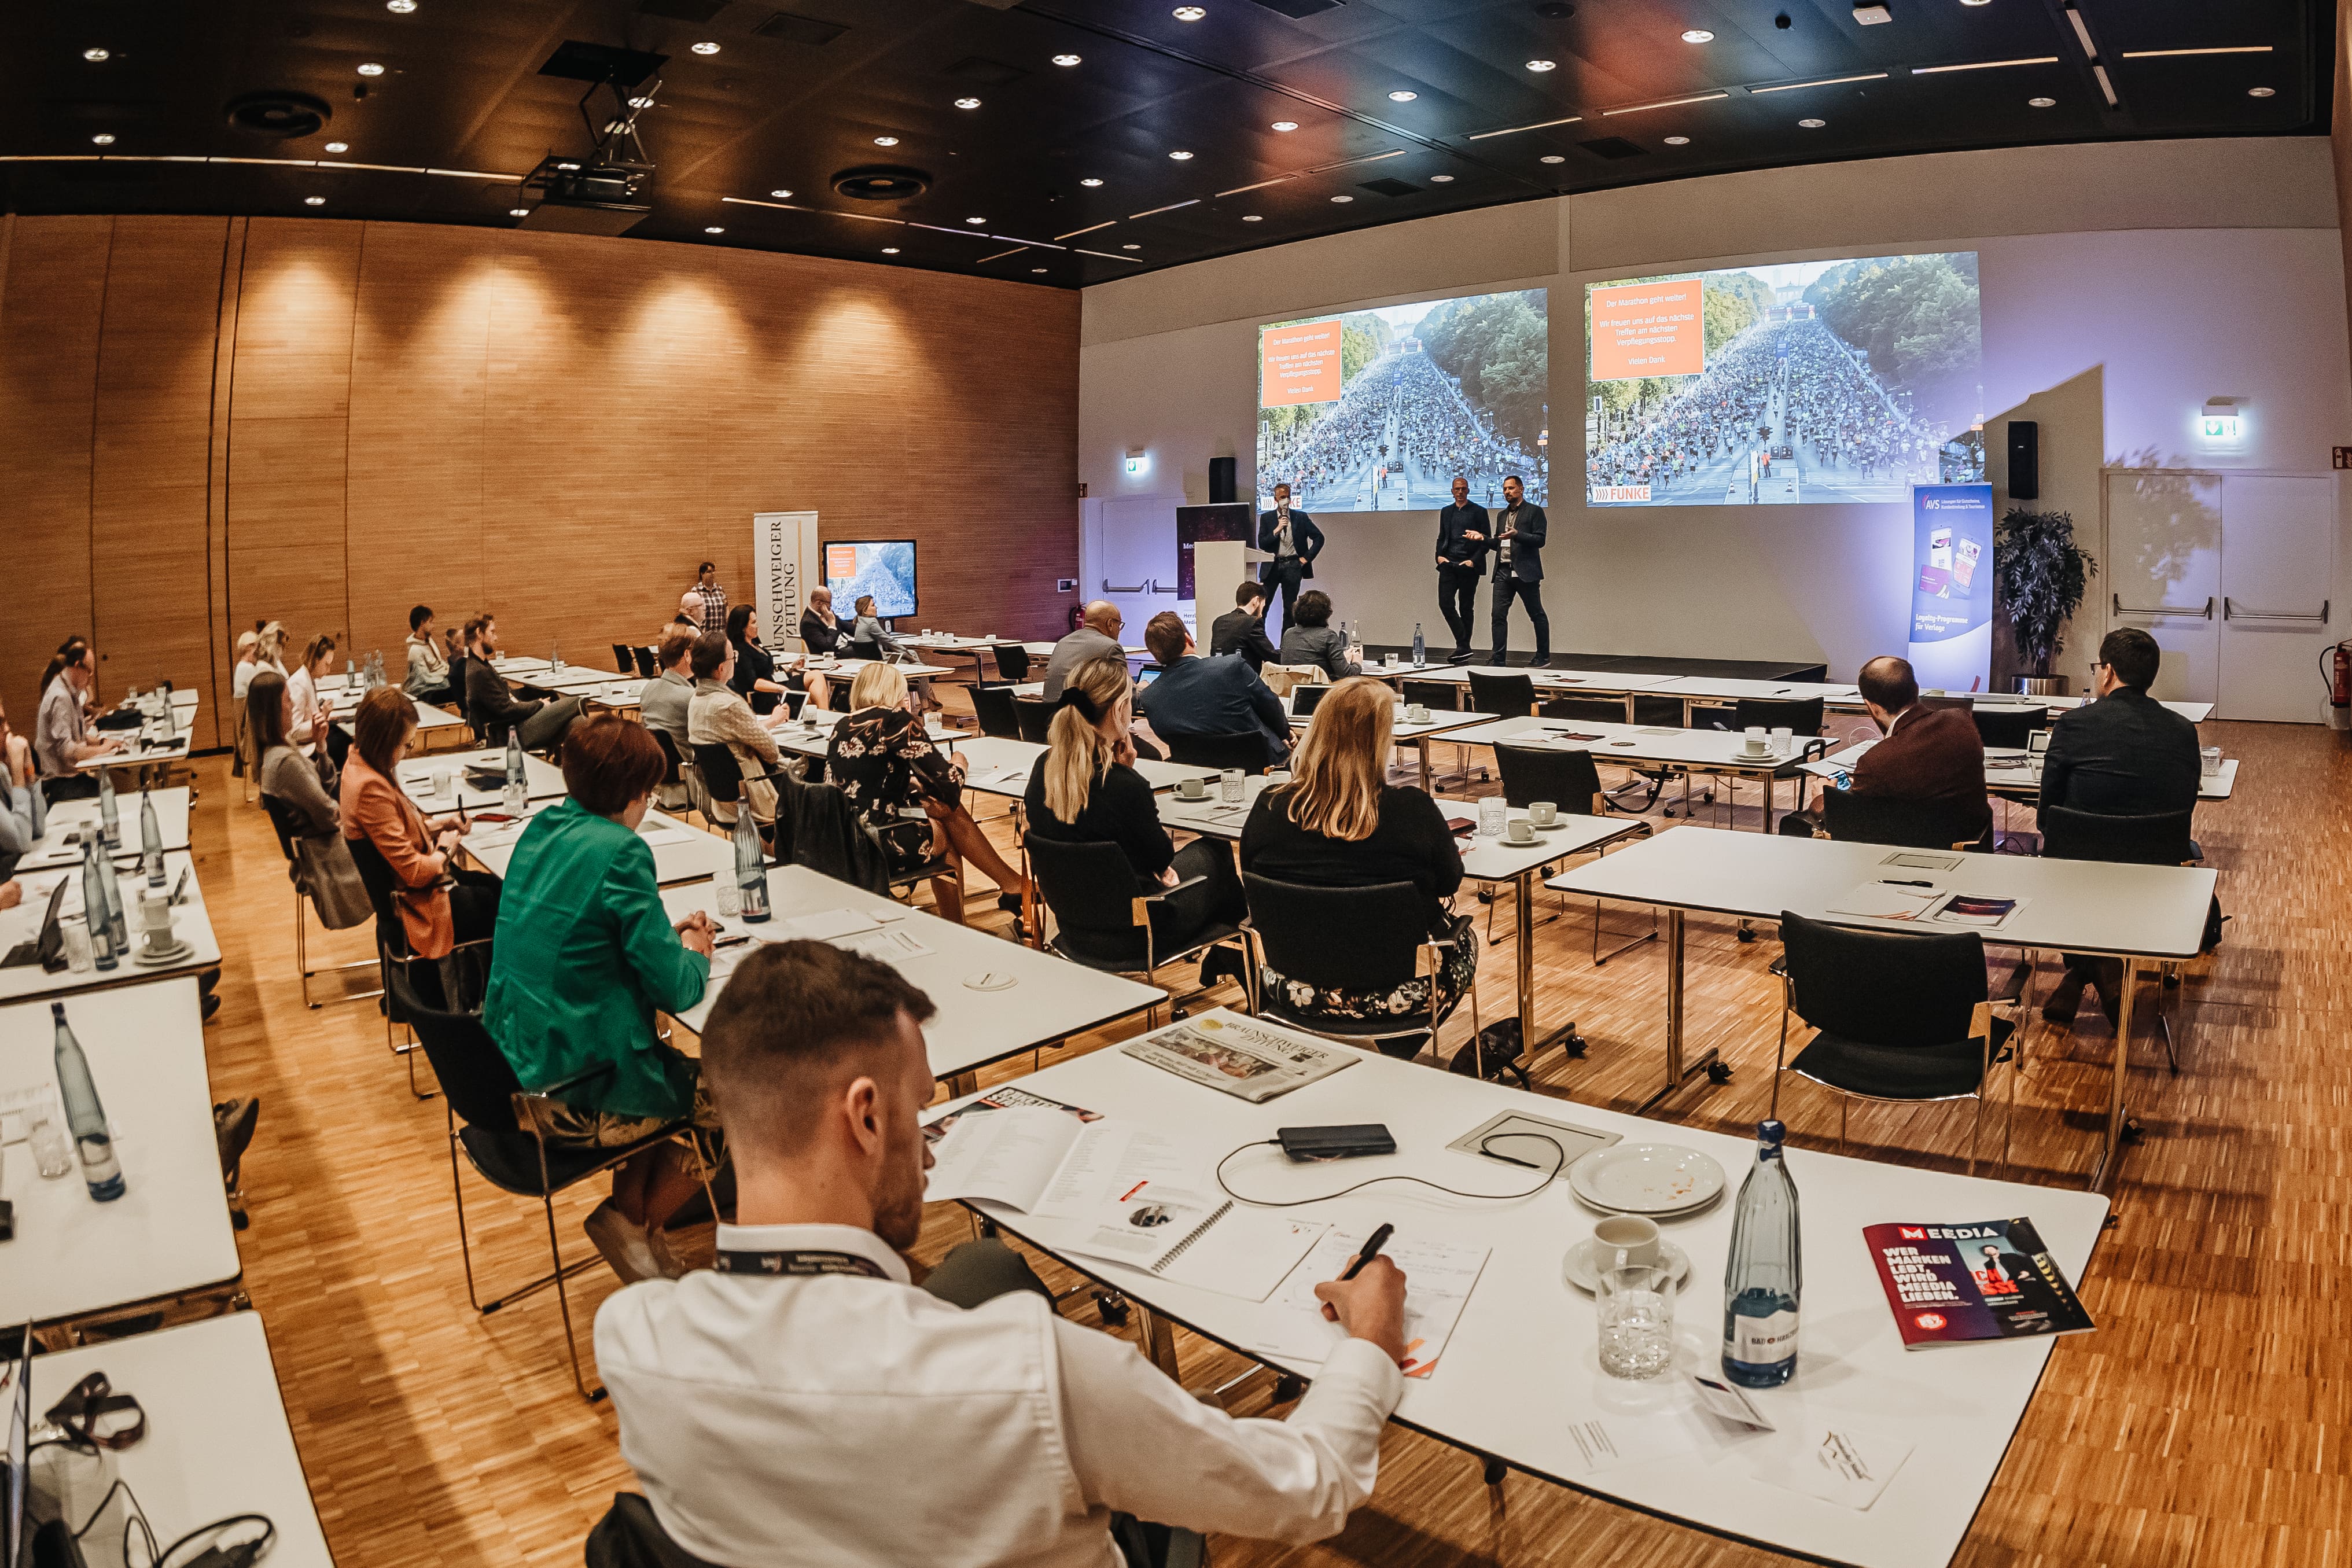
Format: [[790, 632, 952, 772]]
[[2329, 639, 2352, 730]]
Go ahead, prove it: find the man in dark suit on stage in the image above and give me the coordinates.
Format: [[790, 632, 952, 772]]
[[1208, 581, 1278, 673], [1433, 475, 1489, 664], [1488, 474, 1549, 667], [1256, 483, 1323, 640]]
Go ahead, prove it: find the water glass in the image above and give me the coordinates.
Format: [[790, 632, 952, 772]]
[[1385, 653, 1400, 670], [25, 1097, 76, 1180], [716, 882, 743, 918], [1596, 1258, 1677, 1380], [1220, 768, 1244, 804], [61, 915, 94, 974], [2201, 745, 2222, 776], [1771, 726, 1792, 756], [1479, 797, 1507, 837]]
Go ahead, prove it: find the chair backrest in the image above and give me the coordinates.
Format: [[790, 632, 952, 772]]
[[1291, 684, 1331, 719], [1917, 693, 1973, 712], [1779, 909, 1987, 1048], [2037, 803, 2196, 867], [1162, 730, 1268, 775], [1492, 743, 1603, 812], [1257, 664, 1324, 700], [389, 962, 528, 1133], [779, 776, 891, 893], [343, 830, 404, 939], [1243, 873, 1431, 995], [1400, 679, 1457, 712], [1971, 705, 2048, 750], [1467, 670, 1534, 720], [691, 742, 744, 806], [1537, 696, 1624, 724], [1731, 696, 1826, 736], [1013, 697, 1055, 745], [257, 792, 303, 863], [1821, 786, 1977, 850], [610, 643, 634, 675], [991, 644, 1030, 683], [970, 683, 1022, 739], [632, 646, 658, 679], [586, 1493, 723, 1568], [1023, 834, 1149, 963], [647, 726, 685, 786]]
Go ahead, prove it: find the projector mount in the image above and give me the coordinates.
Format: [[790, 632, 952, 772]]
[[521, 69, 660, 207]]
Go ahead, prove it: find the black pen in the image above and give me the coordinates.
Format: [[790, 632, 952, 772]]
[[1879, 879, 1934, 888], [1341, 1223, 1395, 1280]]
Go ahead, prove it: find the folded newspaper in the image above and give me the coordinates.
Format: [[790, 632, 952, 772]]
[[1119, 1008, 1357, 1103]]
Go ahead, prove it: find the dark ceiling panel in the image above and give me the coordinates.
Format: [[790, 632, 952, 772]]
[[0, 0, 2327, 291]]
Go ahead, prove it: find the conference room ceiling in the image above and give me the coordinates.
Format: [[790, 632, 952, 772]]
[[1, 0, 2326, 291]]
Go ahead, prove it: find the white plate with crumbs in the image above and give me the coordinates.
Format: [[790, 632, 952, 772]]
[[1566, 1143, 1727, 1216]]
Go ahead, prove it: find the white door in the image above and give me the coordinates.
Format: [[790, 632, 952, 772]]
[[2104, 470, 2221, 706], [2218, 474, 2337, 722], [1100, 495, 1184, 641]]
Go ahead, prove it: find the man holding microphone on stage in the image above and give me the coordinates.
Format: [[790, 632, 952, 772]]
[[1433, 474, 1489, 665], [1489, 473, 1550, 668], [1256, 483, 1323, 639]]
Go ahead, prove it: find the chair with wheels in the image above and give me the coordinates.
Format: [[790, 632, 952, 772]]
[[346, 831, 495, 1099], [1240, 873, 1477, 1063], [1026, 835, 1252, 1022], [1492, 742, 1656, 962], [1704, 696, 1827, 829], [970, 683, 1024, 740], [1013, 697, 1055, 745], [774, 771, 951, 903], [1821, 787, 1985, 851], [1971, 705, 2048, 750], [2037, 803, 2200, 1072], [1161, 730, 1271, 776], [1772, 910, 2015, 1173], [1467, 670, 1534, 721], [1401, 678, 1481, 786], [690, 742, 778, 853], [646, 727, 693, 816], [259, 792, 381, 1010]]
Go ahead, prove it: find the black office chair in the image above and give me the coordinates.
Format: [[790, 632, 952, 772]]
[[632, 646, 658, 680], [2037, 803, 2201, 1072], [393, 964, 704, 1404], [1401, 676, 1481, 786], [1013, 697, 1055, 745], [1467, 670, 1535, 720], [645, 727, 692, 817], [610, 643, 634, 675], [1241, 873, 1477, 1062], [970, 683, 1024, 739], [989, 643, 1032, 684], [1161, 731, 1270, 776], [1699, 696, 1827, 829], [347, 832, 493, 1100], [1917, 693, 1974, 712], [1026, 835, 1252, 1021], [689, 742, 778, 851], [774, 772, 950, 901], [1537, 695, 1624, 724], [1491, 743, 1655, 962], [1821, 786, 1985, 851], [1291, 684, 1331, 719], [1772, 910, 2015, 1173], [1971, 704, 2048, 750], [259, 792, 380, 1010]]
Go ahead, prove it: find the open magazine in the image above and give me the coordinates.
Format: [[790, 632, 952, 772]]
[[1119, 1008, 1357, 1103], [1865, 1217, 2094, 1347]]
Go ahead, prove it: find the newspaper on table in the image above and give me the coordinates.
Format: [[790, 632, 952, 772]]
[[1118, 1007, 1357, 1103]]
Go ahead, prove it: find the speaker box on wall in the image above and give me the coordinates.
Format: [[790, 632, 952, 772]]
[[2007, 421, 2039, 501], [1209, 456, 1236, 504]]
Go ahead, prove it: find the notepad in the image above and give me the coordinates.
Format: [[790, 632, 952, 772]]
[[1246, 1227, 1491, 1378], [777, 907, 881, 941]]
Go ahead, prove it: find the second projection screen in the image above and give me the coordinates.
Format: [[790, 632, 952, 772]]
[[1258, 289, 1548, 514], [1585, 253, 1982, 506]]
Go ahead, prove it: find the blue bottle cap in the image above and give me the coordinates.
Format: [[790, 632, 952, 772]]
[[1757, 1119, 1786, 1147]]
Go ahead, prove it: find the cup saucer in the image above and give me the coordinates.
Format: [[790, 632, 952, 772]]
[[1563, 1236, 1692, 1294], [132, 938, 195, 966]]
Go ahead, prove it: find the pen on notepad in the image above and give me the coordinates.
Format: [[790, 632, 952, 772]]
[[1341, 1223, 1394, 1280], [1879, 879, 1934, 888]]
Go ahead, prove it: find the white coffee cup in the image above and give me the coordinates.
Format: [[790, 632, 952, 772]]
[[1407, 703, 1430, 723], [1505, 818, 1535, 845], [1743, 726, 1769, 756], [1177, 776, 1207, 800], [1593, 1213, 1663, 1271], [138, 889, 175, 953], [1529, 800, 1558, 827]]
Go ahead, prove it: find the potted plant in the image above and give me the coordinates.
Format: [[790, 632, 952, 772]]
[[1993, 507, 2097, 695]]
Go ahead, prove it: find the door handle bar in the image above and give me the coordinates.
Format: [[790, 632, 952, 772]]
[[2222, 598, 2329, 625], [2112, 594, 2212, 619]]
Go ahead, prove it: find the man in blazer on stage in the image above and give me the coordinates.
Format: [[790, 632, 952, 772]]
[[1256, 483, 1323, 640], [1488, 474, 1550, 667], [1433, 475, 1490, 664]]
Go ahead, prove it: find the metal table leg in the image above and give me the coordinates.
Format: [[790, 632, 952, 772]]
[[1135, 1301, 1180, 1378], [1637, 907, 1727, 1113], [2089, 957, 2140, 1194], [1514, 867, 1576, 1060]]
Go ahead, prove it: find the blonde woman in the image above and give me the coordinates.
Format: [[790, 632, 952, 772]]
[[285, 634, 338, 750], [825, 660, 1029, 923], [1024, 654, 1245, 955], [1238, 676, 1475, 1054], [234, 621, 288, 703]]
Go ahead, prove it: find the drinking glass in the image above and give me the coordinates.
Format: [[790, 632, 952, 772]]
[[1596, 1258, 1677, 1380], [26, 1096, 76, 1180], [1479, 797, 1507, 837], [1771, 726, 1792, 756], [61, 916, 94, 974], [1220, 768, 1244, 804], [716, 882, 743, 918]]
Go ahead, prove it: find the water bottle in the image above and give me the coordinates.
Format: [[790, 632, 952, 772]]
[[345, 656, 357, 692], [159, 689, 177, 743], [1721, 1118, 1802, 1387], [94, 844, 129, 954], [503, 729, 527, 816], [98, 766, 120, 848], [53, 1003, 126, 1202], [139, 789, 165, 886], [1412, 622, 1426, 666], [550, 642, 562, 672], [81, 844, 118, 972], [733, 805, 770, 922]]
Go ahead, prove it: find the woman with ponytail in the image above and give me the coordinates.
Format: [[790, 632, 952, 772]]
[[1022, 654, 1245, 957]]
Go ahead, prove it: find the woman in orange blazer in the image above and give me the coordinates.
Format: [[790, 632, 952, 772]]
[[340, 686, 501, 959]]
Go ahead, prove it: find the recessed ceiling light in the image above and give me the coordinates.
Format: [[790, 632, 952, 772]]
[[1169, 149, 1194, 160], [1681, 28, 1714, 42], [1388, 90, 1418, 101], [1429, 173, 1455, 182], [325, 142, 349, 153], [387, 0, 417, 12], [1122, 242, 1141, 249], [82, 47, 109, 62], [91, 133, 115, 146], [1526, 58, 1557, 72], [1330, 193, 1353, 202], [874, 135, 899, 146], [1032, 267, 1048, 273], [704, 225, 724, 234], [882, 246, 900, 254], [1798, 117, 1826, 128], [1664, 135, 1690, 145], [691, 41, 720, 55], [2249, 86, 2276, 97], [2027, 97, 2055, 108], [1960, 0, 1989, 5], [1539, 153, 1563, 163], [1271, 120, 1298, 131], [1080, 176, 1104, 186], [356, 62, 385, 76], [629, 95, 655, 108], [509, 207, 528, 216], [955, 97, 982, 109], [1172, 5, 1206, 19], [966, 216, 986, 224], [770, 188, 792, 198], [1242, 214, 1263, 220], [305, 196, 326, 206], [1053, 53, 1082, 66]]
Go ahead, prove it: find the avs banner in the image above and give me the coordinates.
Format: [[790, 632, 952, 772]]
[[1906, 483, 1994, 693]]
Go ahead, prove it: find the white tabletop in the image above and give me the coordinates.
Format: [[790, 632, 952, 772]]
[[1448, 715, 1823, 774], [770, 707, 958, 761], [506, 664, 646, 695], [28, 1313, 334, 1566], [1550, 825, 2217, 960], [75, 722, 192, 771], [17, 787, 192, 871], [332, 693, 465, 731], [1809, 740, 2239, 802], [1413, 665, 1683, 694], [1657, 675, 1862, 706], [396, 748, 568, 811], [1287, 702, 1497, 739], [963, 1039, 2108, 1568], [809, 655, 960, 681], [1156, 780, 1636, 881], [462, 807, 735, 886], [0, 852, 220, 1004], [0, 978, 240, 1324], [658, 866, 1160, 1080], [945, 736, 1220, 800]]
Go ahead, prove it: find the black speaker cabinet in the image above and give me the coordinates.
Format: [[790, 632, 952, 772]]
[[2007, 421, 2039, 501], [1208, 455, 1236, 503]]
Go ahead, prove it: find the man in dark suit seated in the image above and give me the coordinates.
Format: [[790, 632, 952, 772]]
[[1256, 484, 1324, 640], [2037, 627, 2204, 1025], [1132, 611, 1290, 770], [1780, 656, 1989, 844], [1209, 581, 1278, 673]]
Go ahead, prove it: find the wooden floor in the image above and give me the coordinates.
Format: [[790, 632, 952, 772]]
[[176, 711, 2352, 1567]]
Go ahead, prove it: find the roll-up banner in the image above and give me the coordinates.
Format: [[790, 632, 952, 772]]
[[1906, 484, 1994, 693], [753, 511, 822, 653]]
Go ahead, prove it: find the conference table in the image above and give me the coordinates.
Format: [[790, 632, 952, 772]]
[[27, 1313, 334, 1564], [951, 1033, 2110, 1568], [76, 698, 197, 775], [460, 805, 734, 886], [394, 747, 568, 812], [1806, 739, 2241, 803], [1277, 698, 1498, 790], [1446, 715, 1827, 831], [0, 852, 220, 1006], [1549, 827, 2217, 1191], [658, 865, 1161, 1092], [1407, 665, 1681, 722], [0, 978, 243, 1334], [326, 682, 466, 734], [768, 715, 1218, 800], [17, 786, 192, 871]]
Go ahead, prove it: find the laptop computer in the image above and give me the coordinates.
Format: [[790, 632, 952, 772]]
[[1, 879, 71, 973]]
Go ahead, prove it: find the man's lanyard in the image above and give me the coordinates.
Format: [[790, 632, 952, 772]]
[[714, 1249, 889, 1279]]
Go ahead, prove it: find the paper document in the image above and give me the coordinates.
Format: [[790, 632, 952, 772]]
[[1931, 894, 2025, 929], [777, 907, 881, 941], [1120, 1008, 1359, 1103], [1246, 1227, 1490, 1378], [465, 825, 529, 851], [1753, 1424, 1913, 1510], [1824, 881, 1944, 922], [834, 926, 934, 963], [1563, 1412, 1706, 1475]]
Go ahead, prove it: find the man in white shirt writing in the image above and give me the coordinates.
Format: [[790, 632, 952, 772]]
[[597, 940, 1408, 1567]]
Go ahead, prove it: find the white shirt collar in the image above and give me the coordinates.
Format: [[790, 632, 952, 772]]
[[713, 1221, 913, 1284]]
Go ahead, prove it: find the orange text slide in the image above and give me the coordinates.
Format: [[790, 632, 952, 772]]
[[1260, 318, 1344, 407], [1588, 279, 1705, 382]]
